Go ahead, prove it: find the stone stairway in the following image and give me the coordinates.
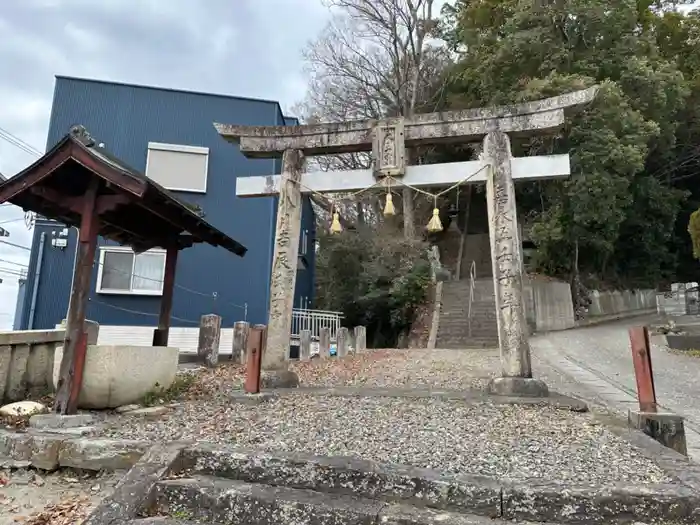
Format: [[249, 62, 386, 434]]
[[90, 442, 695, 524], [127, 445, 577, 525], [436, 278, 499, 349]]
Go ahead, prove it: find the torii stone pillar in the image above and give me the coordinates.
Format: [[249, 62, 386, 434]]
[[483, 130, 545, 396], [261, 148, 304, 387]]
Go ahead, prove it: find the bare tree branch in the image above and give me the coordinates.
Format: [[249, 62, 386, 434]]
[[296, 0, 452, 236]]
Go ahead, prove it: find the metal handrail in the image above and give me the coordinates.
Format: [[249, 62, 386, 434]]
[[467, 260, 477, 337]]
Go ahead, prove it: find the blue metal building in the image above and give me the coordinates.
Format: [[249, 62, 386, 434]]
[[15, 76, 316, 333]]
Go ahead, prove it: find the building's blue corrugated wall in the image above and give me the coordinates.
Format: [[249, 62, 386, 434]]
[[18, 220, 78, 330], [17, 77, 316, 330]]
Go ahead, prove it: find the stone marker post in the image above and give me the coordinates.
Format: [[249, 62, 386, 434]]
[[232, 321, 249, 364], [299, 330, 311, 361], [483, 131, 547, 397], [262, 149, 304, 387], [337, 327, 349, 358], [354, 326, 367, 353], [198, 314, 221, 368], [319, 328, 330, 359]]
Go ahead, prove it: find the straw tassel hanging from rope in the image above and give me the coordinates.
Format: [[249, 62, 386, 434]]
[[426, 197, 443, 233], [383, 179, 396, 217], [330, 203, 343, 234]]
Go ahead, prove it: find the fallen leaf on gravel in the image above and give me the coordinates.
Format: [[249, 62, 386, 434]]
[[21, 496, 92, 525]]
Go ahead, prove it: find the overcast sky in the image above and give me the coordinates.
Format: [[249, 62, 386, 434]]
[[0, 0, 334, 329]]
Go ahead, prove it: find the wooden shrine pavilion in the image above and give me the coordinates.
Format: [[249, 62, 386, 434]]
[[0, 126, 247, 414]]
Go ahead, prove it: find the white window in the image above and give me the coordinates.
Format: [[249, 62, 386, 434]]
[[97, 247, 166, 295], [145, 142, 209, 193]]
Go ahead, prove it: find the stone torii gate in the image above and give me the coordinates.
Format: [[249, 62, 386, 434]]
[[215, 87, 598, 393]]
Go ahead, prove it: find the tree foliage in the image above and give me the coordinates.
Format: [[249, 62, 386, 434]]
[[314, 225, 431, 347], [305, 0, 700, 335], [441, 0, 698, 288]]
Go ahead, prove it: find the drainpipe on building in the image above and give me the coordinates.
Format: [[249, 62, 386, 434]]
[[27, 232, 46, 329]]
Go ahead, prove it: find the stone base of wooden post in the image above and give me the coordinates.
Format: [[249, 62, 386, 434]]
[[629, 411, 687, 456], [354, 326, 366, 353], [337, 327, 349, 358], [198, 314, 221, 368], [260, 370, 299, 388], [300, 330, 311, 361], [232, 321, 249, 364]]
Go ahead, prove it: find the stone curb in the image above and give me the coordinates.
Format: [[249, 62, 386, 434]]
[[596, 410, 700, 492], [176, 444, 700, 524], [84, 442, 191, 525], [0, 428, 149, 472], [235, 386, 589, 412]]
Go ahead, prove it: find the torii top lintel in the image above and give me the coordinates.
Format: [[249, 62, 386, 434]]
[[214, 87, 598, 159]]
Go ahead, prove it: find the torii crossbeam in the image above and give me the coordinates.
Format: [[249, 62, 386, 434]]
[[215, 87, 598, 394]]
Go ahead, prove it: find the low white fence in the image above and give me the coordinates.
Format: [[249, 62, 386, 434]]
[[96, 307, 345, 352], [290, 308, 343, 345]]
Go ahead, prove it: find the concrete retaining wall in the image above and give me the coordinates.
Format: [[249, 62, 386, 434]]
[[523, 278, 656, 332], [0, 329, 66, 404], [579, 289, 656, 326], [524, 279, 576, 332], [1, 321, 99, 404]]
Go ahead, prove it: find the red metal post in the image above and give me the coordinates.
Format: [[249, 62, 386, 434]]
[[55, 179, 100, 415], [153, 245, 178, 346], [629, 326, 657, 413], [244, 324, 266, 394]]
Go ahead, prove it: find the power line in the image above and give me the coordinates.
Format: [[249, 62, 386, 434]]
[[96, 259, 247, 312], [0, 265, 25, 274], [0, 217, 25, 226], [0, 126, 42, 157], [87, 296, 199, 325], [0, 239, 31, 251], [0, 258, 28, 268]]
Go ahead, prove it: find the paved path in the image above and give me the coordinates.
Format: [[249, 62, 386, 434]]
[[531, 316, 700, 460]]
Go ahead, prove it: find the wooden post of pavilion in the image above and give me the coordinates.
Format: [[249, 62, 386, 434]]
[[54, 179, 101, 415], [153, 245, 179, 347]]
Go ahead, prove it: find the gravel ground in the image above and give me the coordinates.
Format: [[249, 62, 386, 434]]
[[0, 469, 119, 525], [101, 394, 670, 485], [98, 349, 670, 486], [292, 349, 501, 389]]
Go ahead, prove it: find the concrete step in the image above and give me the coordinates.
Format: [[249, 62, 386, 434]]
[[152, 475, 516, 525], [142, 445, 671, 524], [129, 516, 205, 525], [436, 341, 499, 349], [440, 310, 496, 317], [438, 321, 497, 329], [438, 331, 499, 338], [437, 336, 499, 343], [440, 303, 496, 310], [441, 296, 495, 302]]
